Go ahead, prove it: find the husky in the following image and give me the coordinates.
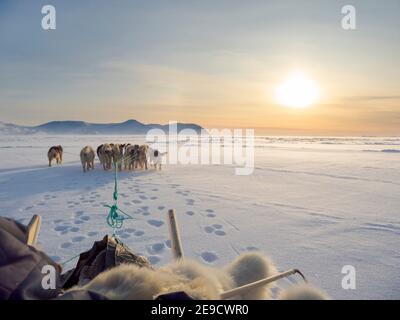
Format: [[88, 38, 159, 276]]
[[80, 146, 95, 172], [111, 144, 125, 171], [137, 145, 149, 170], [47, 145, 63, 167], [98, 144, 113, 170], [146, 147, 167, 170], [124, 144, 140, 170]]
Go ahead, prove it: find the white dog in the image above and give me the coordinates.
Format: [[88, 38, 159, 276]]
[[146, 147, 167, 170], [80, 146, 95, 172]]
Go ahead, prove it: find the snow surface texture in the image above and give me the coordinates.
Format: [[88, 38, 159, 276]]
[[0, 135, 399, 299]]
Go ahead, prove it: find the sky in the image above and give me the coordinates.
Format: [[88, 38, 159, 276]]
[[0, 0, 399, 135]]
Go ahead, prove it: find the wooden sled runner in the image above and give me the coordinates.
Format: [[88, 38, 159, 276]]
[[27, 214, 42, 247]]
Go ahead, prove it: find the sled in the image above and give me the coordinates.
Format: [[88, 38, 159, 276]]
[[27, 210, 307, 299]]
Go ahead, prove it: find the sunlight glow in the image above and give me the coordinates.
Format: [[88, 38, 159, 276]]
[[275, 72, 319, 108]]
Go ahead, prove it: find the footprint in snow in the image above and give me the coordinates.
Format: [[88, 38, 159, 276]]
[[186, 211, 195, 216], [200, 252, 218, 263], [118, 233, 131, 239], [204, 225, 226, 236], [147, 219, 164, 228], [157, 206, 165, 211], [214, 230, 226, 236], [55, 225, 69, 232], [72, 236, 85, 243], [61, 242, 72, 249], [246, 246, 260, 252], [147, 243, 165, 255], [50, 255, 61, 262], [148, 256, 161, 265], [205, 226, 214, 233]]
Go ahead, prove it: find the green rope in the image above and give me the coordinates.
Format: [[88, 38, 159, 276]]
[[105, 162, 134, 235], [60, 156, 137, 268]]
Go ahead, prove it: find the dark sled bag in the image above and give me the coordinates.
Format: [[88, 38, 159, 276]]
[[0, 217, 62, 300], [61, 235, 151, 289], [0, 217, 150, 300]]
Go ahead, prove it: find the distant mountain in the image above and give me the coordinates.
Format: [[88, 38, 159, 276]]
[[0, 121, 36, 134], [0, 120, 203, 135]]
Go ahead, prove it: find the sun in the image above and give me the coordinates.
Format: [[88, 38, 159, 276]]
[[275, 72, 319, 108]]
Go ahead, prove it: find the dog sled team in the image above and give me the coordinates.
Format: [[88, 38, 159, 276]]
[[47, 143, 165, 172]]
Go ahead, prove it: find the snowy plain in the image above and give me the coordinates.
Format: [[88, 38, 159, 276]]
[[0, 134, 399, 299]]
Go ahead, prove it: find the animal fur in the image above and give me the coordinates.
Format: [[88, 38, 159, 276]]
[[225, 252, 277, 299], [96, 144, 103, 159], [98, 144, 113, 170], [137, 145, 149, 170], [146, 147, 166, 170], [80, 146, 95, 172], [111, 144, 124, 171], [47, 145, 63, 167], [70, 252, 277, 300], [124, 144, 140, 170], [277, 284, 329, 300]]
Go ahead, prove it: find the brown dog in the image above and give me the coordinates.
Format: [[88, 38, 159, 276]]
[[124, 144, 140, 170], [137, 145, 149, 170], [111, 144, 125, 171], [98, 143, 113, 170], [80, 146, 95, 172], [47, 145, 63, 167]]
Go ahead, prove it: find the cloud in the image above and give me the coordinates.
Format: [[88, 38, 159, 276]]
[[345, 95, 400, 101]]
